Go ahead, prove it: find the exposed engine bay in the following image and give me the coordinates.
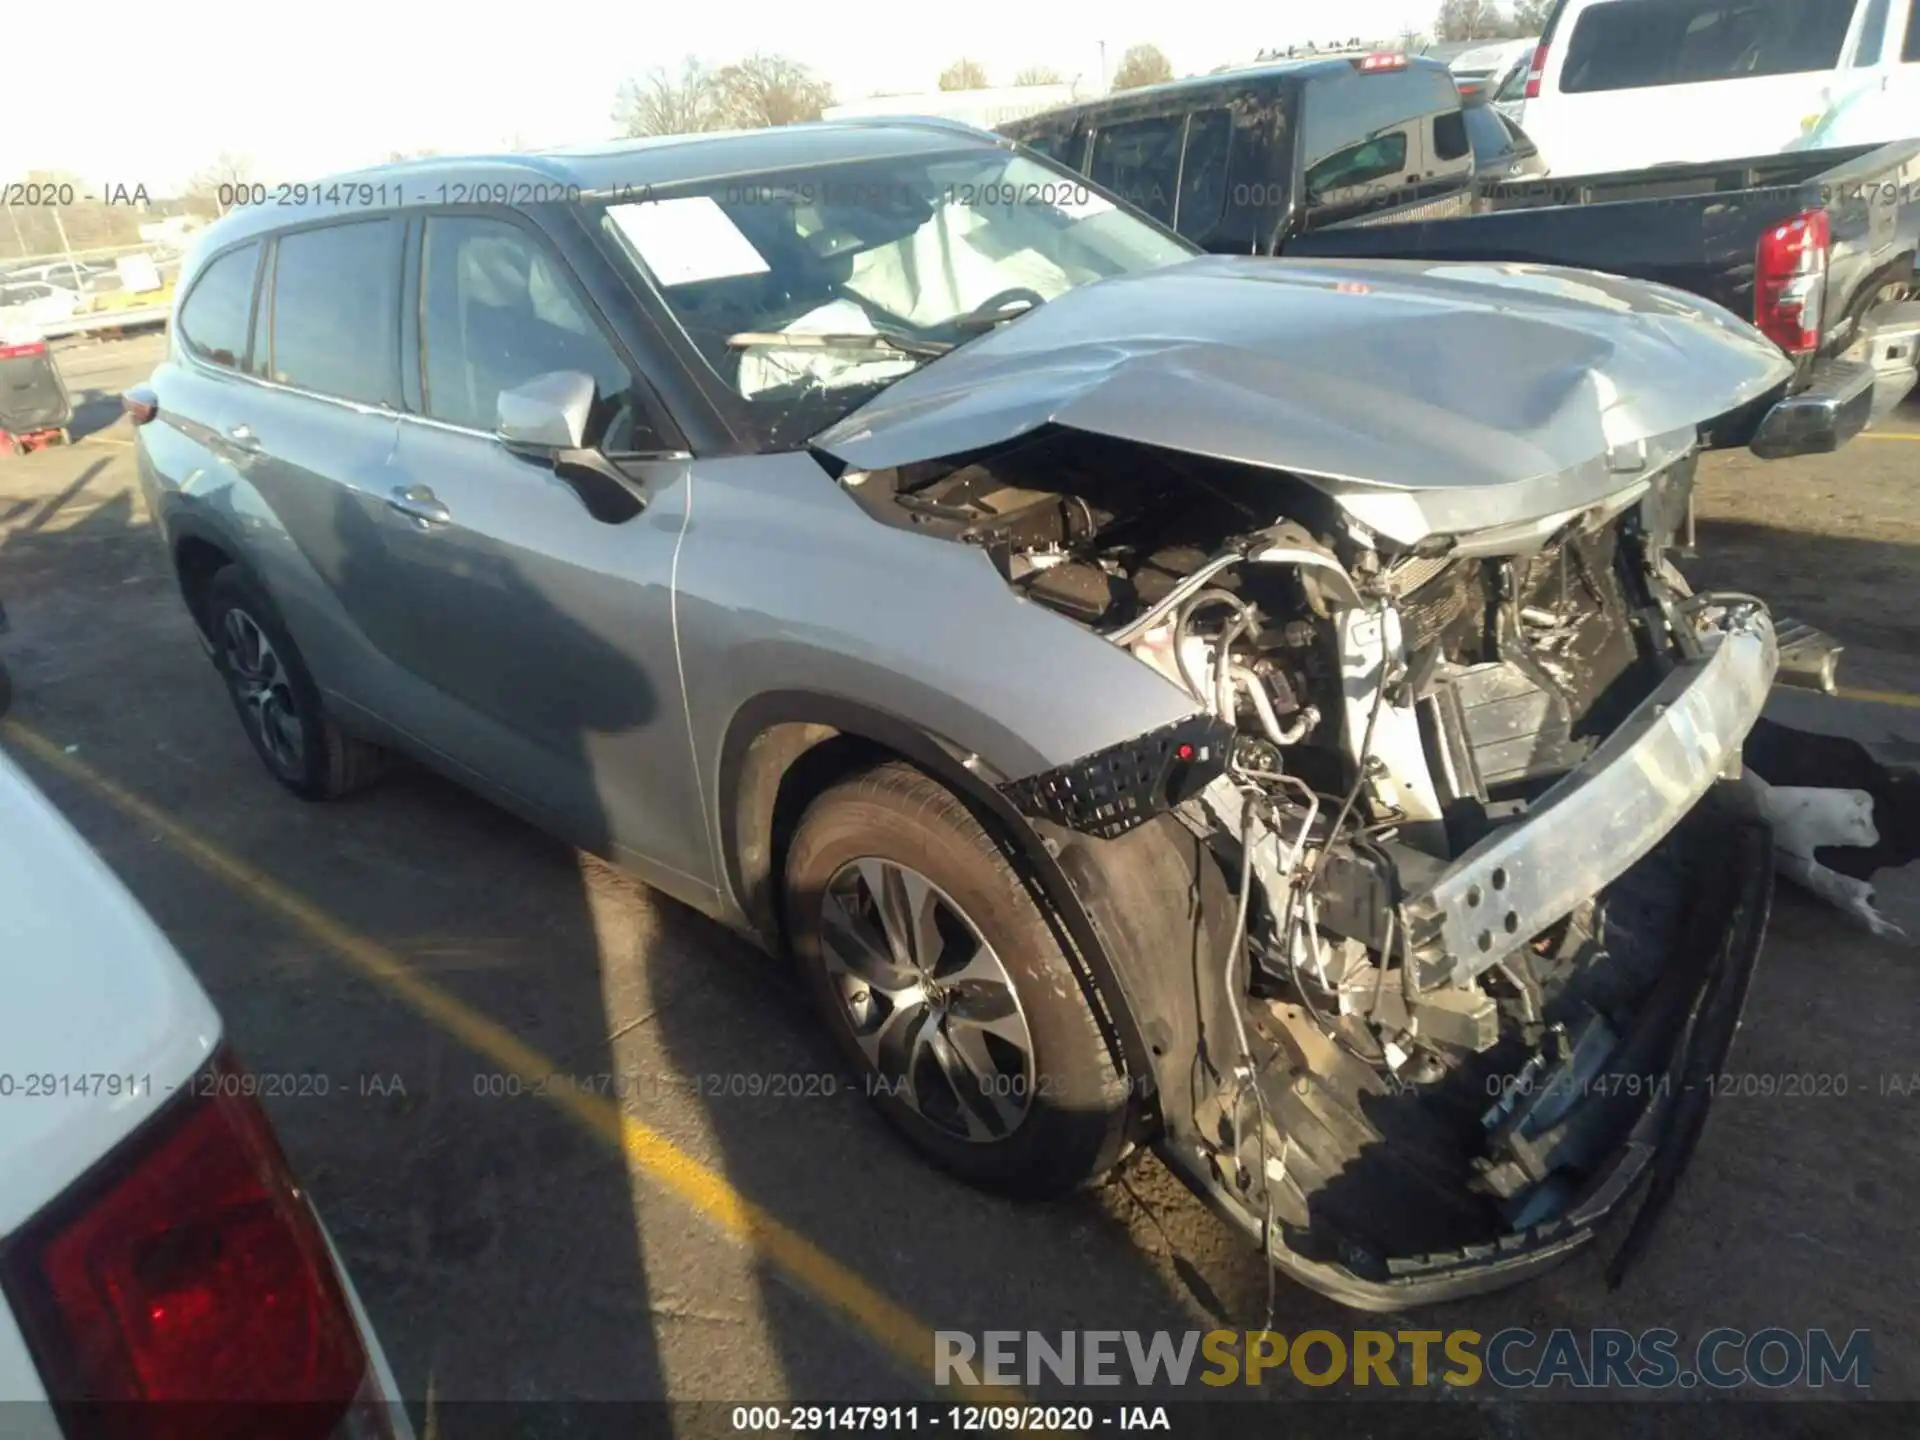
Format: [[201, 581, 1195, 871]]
[[836, 425, 1812, 1301]]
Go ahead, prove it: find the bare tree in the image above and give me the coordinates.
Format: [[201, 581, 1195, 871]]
[[186, 152, 256, 215], [713, 53, 834, 128], [614, 58, 724, 138], [1511, 0, 1549, 32], [939, 57, 991, 91], [1435, 0, 1523, 40], [1014, 64, 1065, 85], [1110, 43, 1174, 91]]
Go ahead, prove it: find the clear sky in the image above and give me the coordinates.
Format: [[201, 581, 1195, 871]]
[[5, 0, 1437, 194]]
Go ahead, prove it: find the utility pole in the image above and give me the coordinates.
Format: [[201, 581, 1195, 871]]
[[1098, 40, 1108, 93], [3, 203, 24, 261], [51, 205, 80, 284]]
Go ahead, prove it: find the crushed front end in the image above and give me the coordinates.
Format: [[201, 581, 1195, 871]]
[[832, 422, 1782, 1304], [814, 257, 1817, 1304], [1119, 475, 1774, 1304]]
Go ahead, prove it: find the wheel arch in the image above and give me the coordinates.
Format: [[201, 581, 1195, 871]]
[[717, 690, 1228, 1136], [167, 515, 248, 646]]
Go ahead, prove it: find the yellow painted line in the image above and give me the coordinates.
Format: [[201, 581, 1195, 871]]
[[0, 718, 1016, 1403], [1837, 685, 1920, 710], [1861, 431, 1920, 440], [80, 436, 133, 448]]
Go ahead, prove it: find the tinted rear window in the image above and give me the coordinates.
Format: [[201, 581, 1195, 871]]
[[1178, 109, 1234, 237], [177, 243, 259, 370], [1088, 115, 1183, 223], [1560, 0, 1857, 92], [1300, 64, 1461, 174], [264, 219, 401, 406], [1465, 103, 1520, 160]]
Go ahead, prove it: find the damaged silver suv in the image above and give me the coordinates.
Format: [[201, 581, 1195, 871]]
[[132, 120, 1878, 1308]]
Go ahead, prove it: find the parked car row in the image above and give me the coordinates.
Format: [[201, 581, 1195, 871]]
[[111, 104, 1904, 1317], [1002, 49, 1920, 436]]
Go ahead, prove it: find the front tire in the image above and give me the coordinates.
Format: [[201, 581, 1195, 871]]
[[784, 762, 1129, 1197], [205, 566, 385, 800]]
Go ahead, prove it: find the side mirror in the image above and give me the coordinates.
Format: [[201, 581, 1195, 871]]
[[495, 369, 649, 525], [496, 370, 595, 452]]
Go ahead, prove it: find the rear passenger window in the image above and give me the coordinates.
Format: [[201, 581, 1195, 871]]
[[1177, 109, 1233, 237], [418, 215, 642, 447], [1433, 108, 1470, 162], [1561, 0, 1857, 91], [1905, 0, 1920, 59], [177, 243, 259, 370], [265, 220, 401, 406], [1300, 66, 1456, 191], [1305, 133, 1409, 202], [1088, 116, 1184, 223], [1017, 127, 1085, 169]]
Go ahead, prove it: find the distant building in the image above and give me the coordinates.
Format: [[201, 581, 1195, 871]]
[[824, 85, 1079, 131]]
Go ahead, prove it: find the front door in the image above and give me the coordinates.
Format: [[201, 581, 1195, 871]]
[[343, 210, 712, 894]]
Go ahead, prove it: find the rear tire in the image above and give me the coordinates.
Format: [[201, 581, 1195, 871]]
[[205, 566, 385, 800], [784, 762, 1129, 1197]]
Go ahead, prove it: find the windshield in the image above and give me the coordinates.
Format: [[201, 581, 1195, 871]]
[[590, 146, 1194, 442]]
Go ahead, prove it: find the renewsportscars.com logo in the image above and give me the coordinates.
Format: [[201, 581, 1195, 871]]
[[933, 1328, 1872, 1391]]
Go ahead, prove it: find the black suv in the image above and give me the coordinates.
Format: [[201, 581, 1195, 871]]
[[1001, 53, 1541, 251]]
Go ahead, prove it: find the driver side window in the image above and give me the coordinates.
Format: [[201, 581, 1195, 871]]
[[418, 215, 642, 446]]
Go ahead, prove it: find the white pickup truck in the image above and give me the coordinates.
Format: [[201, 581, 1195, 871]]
[[1503, 0, 1920, 176]]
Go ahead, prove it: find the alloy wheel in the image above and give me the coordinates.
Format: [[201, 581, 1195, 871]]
[[819, 857, 1036, 1142], [221, 607, 304, 774]]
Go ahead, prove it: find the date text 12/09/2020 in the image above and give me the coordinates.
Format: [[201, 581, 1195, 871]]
[[467, 1069, 1090, 1103], [0, 1071, 405, 1100], [730, 1407, 1170, 1432]]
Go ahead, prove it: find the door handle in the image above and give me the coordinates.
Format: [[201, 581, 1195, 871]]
[[226, 423, 261, 453], [386, 485, 451, 527]]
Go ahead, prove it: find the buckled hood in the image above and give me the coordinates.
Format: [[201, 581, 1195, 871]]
[[812, 255, 1794, 545]]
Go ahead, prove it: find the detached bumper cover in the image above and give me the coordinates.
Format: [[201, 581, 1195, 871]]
[[1403, 602, 1778, 992], [1166, 802, 1774, 1311]]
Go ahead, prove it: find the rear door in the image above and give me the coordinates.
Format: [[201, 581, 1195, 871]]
[[1530, 0, 1867, 175], [372, 209, 711, 892], [222, 216, 411, 722]]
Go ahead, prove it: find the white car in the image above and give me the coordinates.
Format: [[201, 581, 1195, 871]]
[[1449, 36, 1536, 101], [0, 747, 411, 1436], [1510, 0, 1919, 177], [0, 283, 82, 329], [2, 263, 100, 289]]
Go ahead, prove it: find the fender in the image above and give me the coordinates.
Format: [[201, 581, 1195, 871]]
[[716, 690, 1232, 1132]]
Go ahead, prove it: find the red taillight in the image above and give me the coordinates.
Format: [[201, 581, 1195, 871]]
[[1, 1053, 368, 1440], [1754, 208, 1830, 355], [1356, 52, 1408, 72], [1523, 42, 1549, 99], [0, 341, 48, 359]]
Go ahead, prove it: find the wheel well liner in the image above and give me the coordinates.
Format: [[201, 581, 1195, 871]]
[[170, 524, 238, 639], [718, 691, 1229, 1128]]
